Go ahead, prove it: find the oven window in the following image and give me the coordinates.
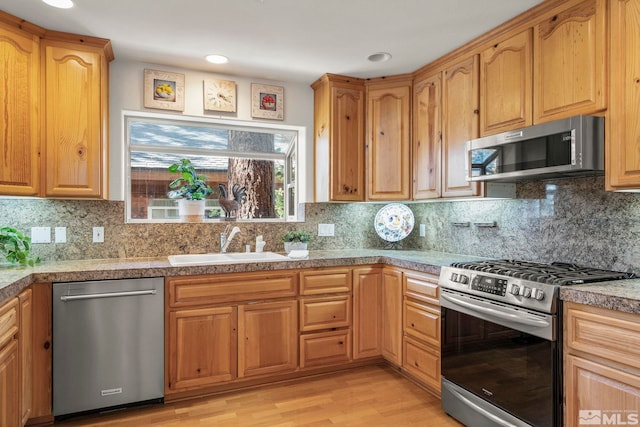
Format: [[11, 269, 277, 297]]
[[441, 307, 557, 427]]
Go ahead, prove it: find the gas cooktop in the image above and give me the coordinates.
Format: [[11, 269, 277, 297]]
[[450, 259, 635, 286]]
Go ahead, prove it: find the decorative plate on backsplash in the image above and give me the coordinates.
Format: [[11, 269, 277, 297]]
[[374, 203, 414, 242]]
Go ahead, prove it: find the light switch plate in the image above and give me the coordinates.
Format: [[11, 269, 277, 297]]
[[318, 223, 335, 237], [93, 226, 104, 243], [419, 224, 426, 237], [55, 227, 67, 243], [31, 227, 51, 244]]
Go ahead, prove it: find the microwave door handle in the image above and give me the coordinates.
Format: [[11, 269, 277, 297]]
[[571, 128, 577, 165], [440, 293, 550, 328]]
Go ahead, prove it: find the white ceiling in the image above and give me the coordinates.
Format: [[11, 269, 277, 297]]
[[1, 0, 543, 84]]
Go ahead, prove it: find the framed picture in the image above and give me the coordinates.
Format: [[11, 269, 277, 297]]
[[251, 83, 284, 120], [144, 69, 185, 111], [203, 79, 237, 112]]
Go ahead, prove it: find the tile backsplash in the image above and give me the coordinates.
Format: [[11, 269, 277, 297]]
[[2, 176, 640, 273]]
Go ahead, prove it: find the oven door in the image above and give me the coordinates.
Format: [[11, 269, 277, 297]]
[[440, 289, 560, 427]]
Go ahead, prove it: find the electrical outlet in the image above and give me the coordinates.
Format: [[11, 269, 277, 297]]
[[31, 227, 51, 244], [318, 223, 335, 237], [93, 227, 104, 243], [419, 224, 426, 237], [55, 227, 67, 243]]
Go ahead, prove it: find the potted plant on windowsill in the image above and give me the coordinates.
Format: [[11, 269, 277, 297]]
[[167, 159, 214, 222], [0, 226, 40, 267], [281, 230, 313, 254]]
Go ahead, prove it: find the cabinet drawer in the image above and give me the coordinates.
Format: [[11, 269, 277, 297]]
[[403, 271, 439, 305], [0, 298, 18, 350], [300, 268, 352, 295], [300, 329, 351, 368], [167, 271, 297, 307], [403, 336, 440, 393], [565, 303, 640, 370], [404, 300, 440, 347], [300, 295, 351, 332]]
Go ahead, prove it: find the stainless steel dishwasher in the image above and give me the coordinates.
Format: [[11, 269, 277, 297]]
[[52, 277, 164, 417]]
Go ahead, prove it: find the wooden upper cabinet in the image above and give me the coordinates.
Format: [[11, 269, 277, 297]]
[[312, 74, 365, 201], [533, 0, 606, 123], [412, 72, 441, 200], [0, 22, 40, 196], [41, 36, 110, 198], [366, 77, 412, 200], [480, 29, 532, 136], [606, 0, 640, 190], [442, 55, 482, 198]]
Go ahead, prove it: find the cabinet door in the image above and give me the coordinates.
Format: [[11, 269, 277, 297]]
[[381, 269, 402, 366], [366, 82, 411, 200], [0, 24, 40, 196], [352, 267, 382, 359], [565, 355, 640, 426], [0, 340, 20, 427], [442, 55, 482, 198], [238, 301, 297, 378], [42, 41, 107, 198], [413, 72, 441, 199], [19, 289, 32, 425], [168, 307, 237, 391], [533, 0, 606, 123], [607, 0, 640, 190], [331, 85, 365, 201], [480, 29, 532, 136]]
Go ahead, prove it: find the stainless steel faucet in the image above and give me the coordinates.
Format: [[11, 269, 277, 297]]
[[220, 226, 240, 253]]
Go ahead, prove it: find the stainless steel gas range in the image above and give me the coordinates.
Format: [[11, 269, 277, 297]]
[[438, 259, 634, 427]]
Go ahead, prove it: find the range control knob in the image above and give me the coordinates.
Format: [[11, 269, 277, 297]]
[[533, 289, 545, 301], [458, 275, 469, 285], [522, 286, 532, 298], [510, 285, 520, 295]]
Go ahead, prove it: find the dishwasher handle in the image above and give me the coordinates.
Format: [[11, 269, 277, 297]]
[[60, 289, 157, 302]]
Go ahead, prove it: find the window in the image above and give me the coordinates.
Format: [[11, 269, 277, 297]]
[[124, 111, 300, 223]]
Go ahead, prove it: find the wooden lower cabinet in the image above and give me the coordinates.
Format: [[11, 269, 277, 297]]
[[403, 335, 440, 392], [18, 290, 32, 425], [238, 301, 297, 378], [0, 297, 20, 427], [381, 268, 402, 366], [0, 339, 20, 427], [167, 306, 237, 392], [352, 267, 382, 359], [300, 330, 351, 368], [401, 271, 441, 395], [564, 302, 640, 426]]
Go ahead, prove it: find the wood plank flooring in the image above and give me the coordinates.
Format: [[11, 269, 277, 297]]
[[56, 365, 463, 426]]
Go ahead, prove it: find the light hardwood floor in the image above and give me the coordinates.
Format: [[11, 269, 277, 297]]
[[57, 364, 462, 426]]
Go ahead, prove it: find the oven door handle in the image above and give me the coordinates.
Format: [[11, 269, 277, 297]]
[[441, 293, 550, 328]]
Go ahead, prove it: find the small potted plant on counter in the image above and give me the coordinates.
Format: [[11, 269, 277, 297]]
[[167, 158, 214, 222], [0, 226, 40, 267], [281, 230, 313, 254]]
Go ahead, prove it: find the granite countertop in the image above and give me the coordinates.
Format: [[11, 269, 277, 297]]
[[0, 249, 484, 305], [2, 249, 640, 314]]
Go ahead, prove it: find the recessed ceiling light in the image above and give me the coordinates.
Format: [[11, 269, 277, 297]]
[[42, 0, 74, 9], [368, 52, 392, 63], [205, 54, 229, 64]]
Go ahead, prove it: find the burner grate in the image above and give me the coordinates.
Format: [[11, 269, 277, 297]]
[[450, 259, 635, 285]]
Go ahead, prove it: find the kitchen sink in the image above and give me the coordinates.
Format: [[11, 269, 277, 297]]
[[168, 251, 290, 266]]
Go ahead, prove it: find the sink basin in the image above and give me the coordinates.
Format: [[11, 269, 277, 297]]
[[168, 251, 290, 266]]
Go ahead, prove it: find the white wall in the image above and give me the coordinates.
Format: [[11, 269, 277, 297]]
[[108, 59, 315, 202]]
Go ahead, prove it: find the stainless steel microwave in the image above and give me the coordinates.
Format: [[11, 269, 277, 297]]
[[467, 115, 604, 182]]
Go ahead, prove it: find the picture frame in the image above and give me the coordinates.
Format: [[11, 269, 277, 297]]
[[251, 83, 284, 120], [203, 79, 237, 113], [144, 69, 185, 111]]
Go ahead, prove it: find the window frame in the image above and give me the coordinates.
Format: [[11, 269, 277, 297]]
[[123, 110, 303, 223]]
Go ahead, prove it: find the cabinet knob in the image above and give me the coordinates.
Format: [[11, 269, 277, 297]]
[[345, 115, 351, 120], [380, 131, 385, 136], [473, 109, 479, 115], [414, 361, 420, 367], [338, 341, 344, 345], [411, 323, 415, 327], [44, 341, 51, 350]]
